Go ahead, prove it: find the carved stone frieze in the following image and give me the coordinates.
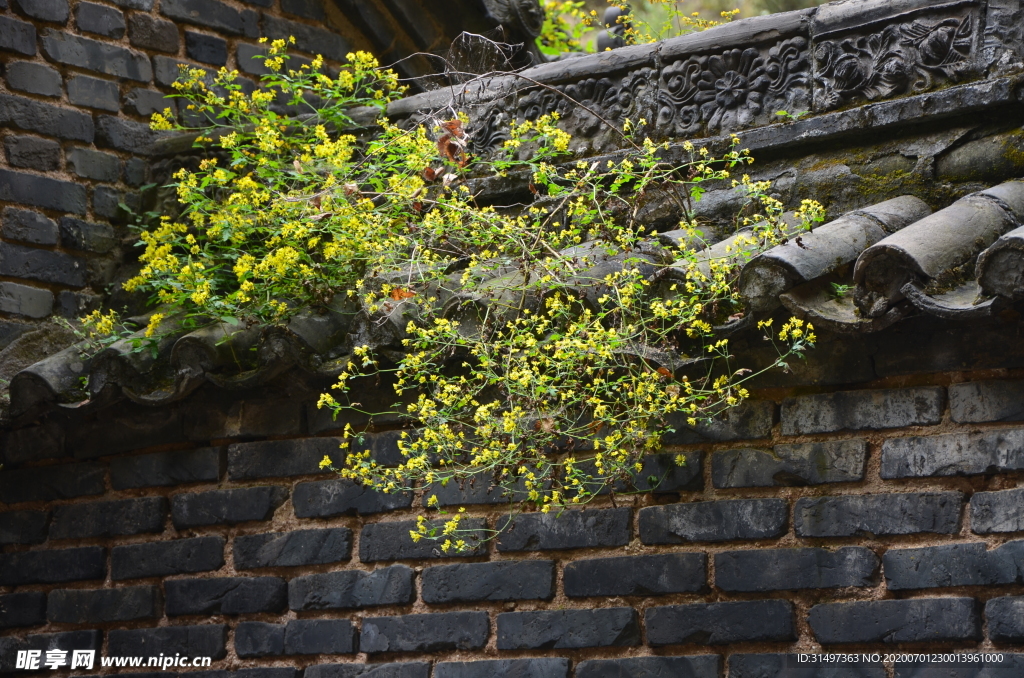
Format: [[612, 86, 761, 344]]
[[813, 10, 976, 111]]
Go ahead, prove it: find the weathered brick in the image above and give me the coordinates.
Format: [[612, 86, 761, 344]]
[[0, 241, 86, 287], [0, 592, 46, 629], [0, 547, 105, 585], [153, 55, 213, 87], [66, 148, 120, 183], [729, 655, 885, 678], [713, 440, 866, 488], [108, 625, 227, 658], [14, 0, 69, 22], [4, 135, 59, 171], [124, 157, 148, 185], [124, 88, 175, 117], [96, 114, 163, 154], [972, 488, 1024, 533], [110, 447, 221, 489], [285, 619, 357, 655], [1, 208, 58, 246], [263, 15, 348, 61], [236, 670, 301, 678], [92, 184, 124, 221], [186, 31, 227, 65], [67, 74, 119, 111], [170, 486, 287, 528], [564, 553, 705, 597], [111, 0, 154, 8], [0, 510, 48, 545], [0, 15, 36, 55], [781, 386, 945, 435], [4, 62, 60, 97], [161, 0, 257, 36], [497, 608, 639, 650], [986, 596, 1024, 641], [56, 290, 99, 318], [228, 437, 336, 480], [497, 508, 630, 551], [47, 586, 158, 623], [75, 2, 125, 38], [884, 541, 1024, 590], [182, 396, 304, 440], [236, 622, 284, 658], [422, 560, 553, 603], [646, 601, 794, 646], [436, 659, 570, 678], [626, 452, 702, 493], [165, 577, 287, 615], [662, 400, 774, 444], [716, 547, 878, 591], [51, 497, 166, 539], [0, 461, 103, 504], [59, 218, 116, 254], [0, 92, 93, 142], [68, 406, 183, 459], [127, 14, 178, 52], [305, 664, 429, 678], [361, 612, 489, 653], [112, 536, 225, 580], [882, 429, 1024, 478], [41, 30, 151, 81], [795, 492, 962, 537], [0, 282, 53, 319], [234, 528, 351, 569], [288, 565, 414, 610], [0, 418, 63, 464], [950, 380, 1024, 423], [638, 498, 787, 544], [577, 657, 720, 678], [294, 479, 412, 517], [237, 42, 273, 75], [282, 0, 325, 20], [808, 598, 980, 643], [0, 631, 101, 672]]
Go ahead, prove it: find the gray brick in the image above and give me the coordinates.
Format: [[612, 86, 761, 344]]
[[882, 429, 1024, 478], [808, 598, 980, 644], [96, 115, 163, 154], [0, 241, 86, 286], [713, 439, 866, 488], [497, 508, 630, 551], [14, 0, 69, 22], [285, 619, 357, 655], [228, 437, 338, 480], [663, 399, 774, 444], [497, 608, 639, 650], [576, 657, 719, 678], [0, 592, 46, 629], [0, 547, 105, 585], [186, 31, 227, 66], [646, 601, 794, 646], [67, 74, 120, 111], [986, 596, 1024, 641], [564, 553, 705, 597], [0, 461, 103, 503], [124, 88, 175, 117], [951, 380, 1024, 423], [716, 547, 878, 591], [0, 92, 93, 142], [0, 418, 63, 463], [971, 488, 1024, 533], [234, 528, 352, 569], [127, 14, 178, 52], [304, 665, 429, 678], [4, 61, 60, 97], [50, 497, 165, 539], [165, 577, 286, 615], [59, 217, 116, 254], [263, 15, 348, 61], [436, 659, 570, 678], [236, 622, 283, 658], [92, 184, 123, 221], [288, 565, 414, 610], [0, 282, 53, 319], [56, 290, 100, 318], [161, 0, 256, 36], [422, 560, 553, 603], [781, 387, 945, 435], [66, 148, 120, 182], [361, 612, 489, 653], [108, 625, 227, 659], [4, 135, 59, 171], [282, 0, 325, 20], [0, 631, 101, 672], [111, 0, 154, 8], [795, 492, 962, 537], [884, 541, 1024, 590], [112, 536, 225, 580], [41, 30, 151, 82], [639, 498, 787, 544], [237, 42, 272, 75], [170, 486, 287, 528], [111, 447, 222, 489], [294, 479, 412, 517], [1, 208, 57, 246], [124, 157, 147, 185], [729, 655, 885, 678], [47, 586, 158, 623], [75, 2, 125, 38], [0, 15, 36, 55], [153, 55, 213, 87], [0, 510, 48, 545]]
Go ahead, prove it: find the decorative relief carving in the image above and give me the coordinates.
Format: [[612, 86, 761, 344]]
[[814, 13, 975, 111]]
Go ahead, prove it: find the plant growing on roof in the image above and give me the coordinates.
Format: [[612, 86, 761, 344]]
[[118, 37, 820, 552]]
